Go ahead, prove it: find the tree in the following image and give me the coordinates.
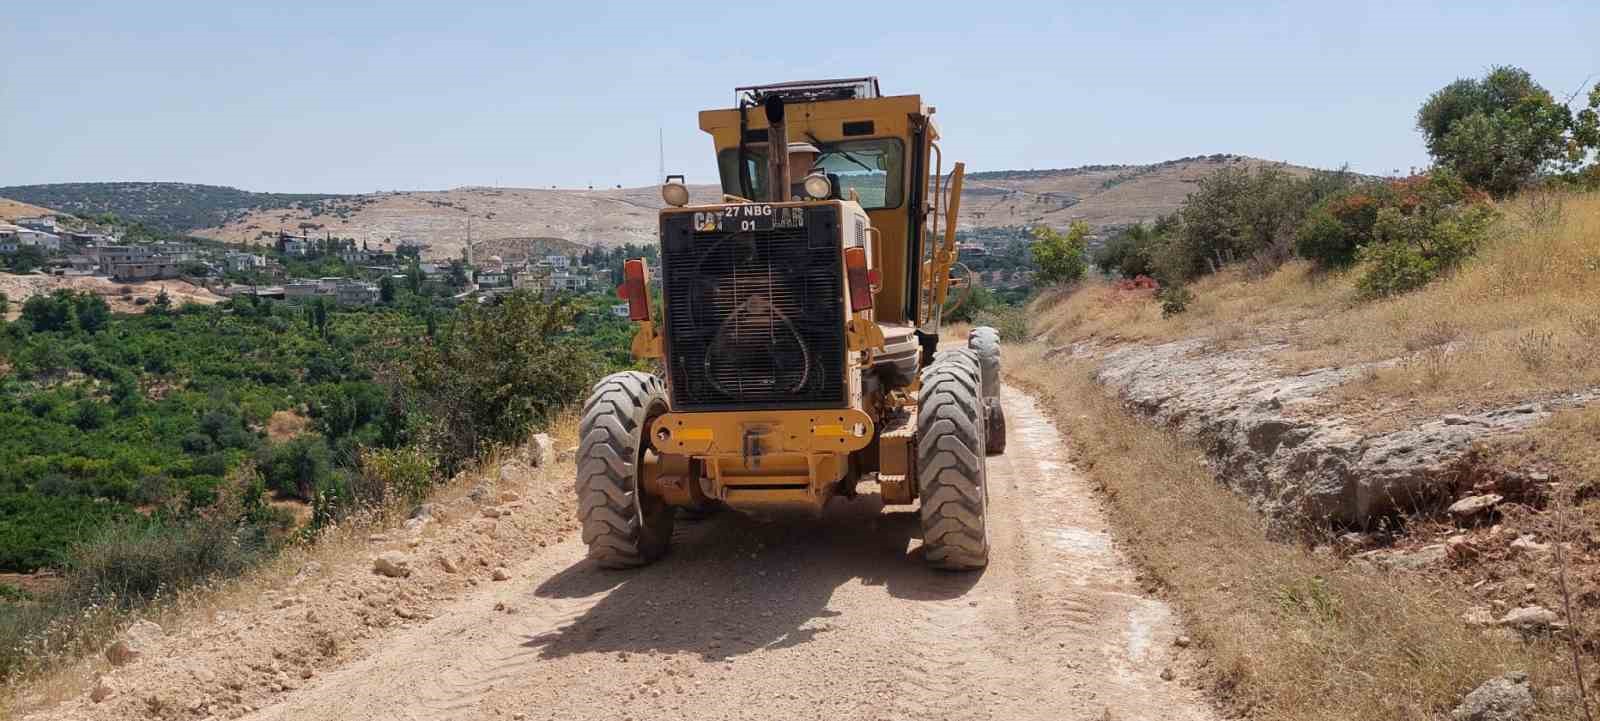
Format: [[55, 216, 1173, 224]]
[[2, 247, 45, 273], [150, 288, 173, 314], [1030, 222, 1089, 285], [1417, 66, 1575, 196], [1093, 223, 1157, 278], [21, 291, 73, 331], [378, 275, 397, 304], [72, 293, 110, 333], [409, 292, 597, 469], [0, 291, 9, 317]]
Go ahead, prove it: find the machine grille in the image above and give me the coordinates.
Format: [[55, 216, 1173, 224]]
[[659, 207, 846, 411]]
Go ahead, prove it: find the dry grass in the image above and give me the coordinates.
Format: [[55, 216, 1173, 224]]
[[1036, 191, 1600, 420], [1006, 347, 1574, 720]]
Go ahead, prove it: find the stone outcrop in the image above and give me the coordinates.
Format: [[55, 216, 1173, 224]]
[[1092, 338, 1597, 529]]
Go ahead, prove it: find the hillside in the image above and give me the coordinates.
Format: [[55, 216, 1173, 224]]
[[1, 155, 1324, 259], [188, 185, 723, 259], [955, 154, 1317, 230], [1007, 189, 1600, 720], [0, 198, 68, 224], [0, 183, 345, 234]]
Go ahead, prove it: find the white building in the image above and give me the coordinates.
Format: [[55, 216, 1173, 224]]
[[15, 216, 58, 233], [224, 251, 267, 272], [0, 224, 61, 253]]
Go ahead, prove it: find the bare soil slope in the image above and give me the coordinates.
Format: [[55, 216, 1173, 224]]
[[190, 155, 1322, 259], [958, 155, 1315, 229], [191, 185, 723, 259], [22, 388, 1215, 721], [0, 198, 67, 223], [0, 273, 223, 314]]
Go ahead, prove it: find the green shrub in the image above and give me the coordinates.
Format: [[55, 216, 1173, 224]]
[[61, 513, 270, 607], [1093, 223, 1157, 278], [1159, 285, 1195, 317], [409, 292, 599, 470], [1355, 200, 1495, 298], [1029, 222, 1090, 285], [258, 435, 333, 500], [355, 446, 437, 507]]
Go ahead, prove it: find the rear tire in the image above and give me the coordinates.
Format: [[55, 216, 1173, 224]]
[[968, 327, 1001, 399], [969, 327, 1006, 455], [577, 371, 675, 568], [916, 357, 990, 570]]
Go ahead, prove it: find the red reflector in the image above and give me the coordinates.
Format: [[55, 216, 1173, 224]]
[[844, 246, 872, 312], [619, 259, 651, 321]]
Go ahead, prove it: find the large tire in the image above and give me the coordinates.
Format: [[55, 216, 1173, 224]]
[[576, 371, 675, 568], [968, 327, 1006, 455], [968, 327, 1001, 399], [916, 357, 990, 570]]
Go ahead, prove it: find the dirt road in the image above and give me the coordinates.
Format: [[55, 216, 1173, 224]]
[[221, 387, 1209, 721]]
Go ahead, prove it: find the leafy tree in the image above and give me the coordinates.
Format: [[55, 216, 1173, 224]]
[[1030, 221, 1089, 285], [2, 247, 45, 273], [379, 275, 397, 304], [1416, 66, 1576, 196], [21, 291, 73, 331], [259, 435, 334, 500], [0, 291, 9, 316], [1093, 223, 1157, 278], [409, 291, 598, 469], [151, 288, 172, 314], [72, 293, 110, 333]]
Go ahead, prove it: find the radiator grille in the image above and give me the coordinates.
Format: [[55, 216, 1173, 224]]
[[660, 208, 846, 411]]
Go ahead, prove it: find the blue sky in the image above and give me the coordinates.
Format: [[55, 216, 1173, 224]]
[[3, 1, 1596, 193]]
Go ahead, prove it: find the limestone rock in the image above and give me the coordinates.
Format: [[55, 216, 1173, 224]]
[[529, 433, 554, 468], [105, 619, 164, 666], [1497, 606, 1560, 633], [1451, 672, 1533, 721], [1508, 535, 1551, 558], [492, 567, 511, 581], [1448, 494, 1503, 521], [373, 551, 412, 578]]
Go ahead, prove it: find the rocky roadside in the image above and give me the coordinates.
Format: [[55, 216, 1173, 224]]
[[17, 433, 578, 721], [1077, 338, 1599, 530], [1049, 335, 1600, 720]]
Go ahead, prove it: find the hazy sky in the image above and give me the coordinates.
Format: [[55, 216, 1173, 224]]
[[3, 1, 1596, 193]]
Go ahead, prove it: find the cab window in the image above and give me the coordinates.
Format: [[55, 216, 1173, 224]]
[[717, 138, 904, 209]]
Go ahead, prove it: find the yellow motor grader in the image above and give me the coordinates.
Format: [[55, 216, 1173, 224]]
[[580, 77, 1004, 570]]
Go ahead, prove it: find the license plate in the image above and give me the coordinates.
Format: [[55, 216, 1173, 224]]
[[692, 205, 806, 233], [723, 203, 776, 231]]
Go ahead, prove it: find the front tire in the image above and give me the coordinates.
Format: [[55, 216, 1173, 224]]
[[916, 357, 990, 570], [576, 371, 675, 568]]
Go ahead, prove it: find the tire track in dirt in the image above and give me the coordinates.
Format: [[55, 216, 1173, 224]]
[[34, 385, 1218, 721]]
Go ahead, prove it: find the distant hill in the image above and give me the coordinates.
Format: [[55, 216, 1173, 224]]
[[953, 154, 1321, 231], [1, 155, 1331, 258], [0, 182, 346, 234], [0, 197, 69, 223]]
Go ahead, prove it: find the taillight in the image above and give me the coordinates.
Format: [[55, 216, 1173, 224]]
[[844, 246, 872, 312], [617, 258, 651, 321]]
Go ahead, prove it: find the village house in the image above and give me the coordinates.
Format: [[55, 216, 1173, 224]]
[[0, 223, 62, 253], [223, 250, 267, 273], [14, 216, 59, 233], [108, 258, 179, 281]]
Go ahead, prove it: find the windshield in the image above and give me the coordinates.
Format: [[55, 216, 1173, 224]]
[[717, 138, 905, 210]]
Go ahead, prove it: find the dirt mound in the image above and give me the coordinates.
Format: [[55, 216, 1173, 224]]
[[0, 273, 223, 314]]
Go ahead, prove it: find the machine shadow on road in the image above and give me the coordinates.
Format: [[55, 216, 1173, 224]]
[[523, 494, 982, 661]]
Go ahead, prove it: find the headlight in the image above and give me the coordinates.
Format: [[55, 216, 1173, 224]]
[[803, 173, 832, 200], [661, 180, 689, 207]]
